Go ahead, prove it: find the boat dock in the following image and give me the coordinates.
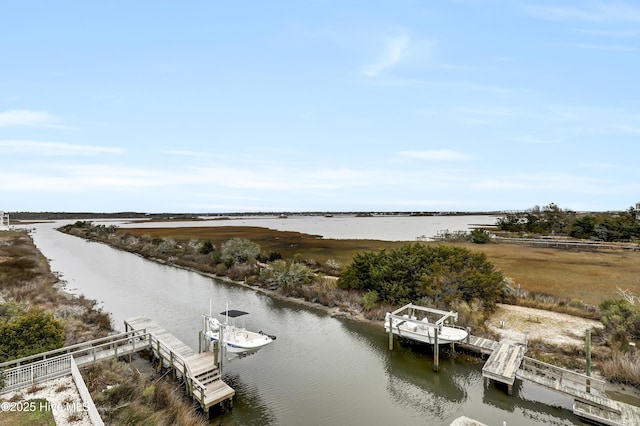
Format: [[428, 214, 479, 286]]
[[459, 334, 640, 425], [124, 316, 235, 412], [386, 303, 639, 426], [1, 316, 235, 419]]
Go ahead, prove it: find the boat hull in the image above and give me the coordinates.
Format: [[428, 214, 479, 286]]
[[384, 318, 467, 345], [205, 316, 273, 356]]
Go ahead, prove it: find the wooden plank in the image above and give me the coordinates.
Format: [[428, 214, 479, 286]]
[[574, 401, 624, 426], [203, 380, 235, 407], [125, 316, 234, 412], [482, 341, 525, 385], [502, 345, 525, 379]]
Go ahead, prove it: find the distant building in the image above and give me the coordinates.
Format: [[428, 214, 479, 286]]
[[0, 211, 8, 229], [636, 202, 640, 220]]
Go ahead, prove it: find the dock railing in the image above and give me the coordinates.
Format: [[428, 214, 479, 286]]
[[145, 333, 208, 408], [0, 329, 150, 369], [0, 327, 213, 411], [1, 355, 72, 393], [518, 356, 606, 394]]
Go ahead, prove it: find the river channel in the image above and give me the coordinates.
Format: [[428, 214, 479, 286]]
[[23, 220, 589, 425]]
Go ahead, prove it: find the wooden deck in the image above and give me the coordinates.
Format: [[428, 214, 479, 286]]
[[124, 316, 234, 412], [457, 335, 499, 355], [481, 340, 525, 393], [456, 334, 639, 426], [124, 316, 194, 358]]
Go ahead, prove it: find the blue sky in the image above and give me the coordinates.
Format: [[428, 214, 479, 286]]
[[1, 1, 639, 213]]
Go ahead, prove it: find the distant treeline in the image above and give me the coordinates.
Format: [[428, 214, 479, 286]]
[[10, 210, 513, 221], [9, 212, 200, 220], [497, 203, 640, 242]]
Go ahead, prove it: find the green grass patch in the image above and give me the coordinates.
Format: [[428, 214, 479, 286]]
[[0, 398, 55, 426]]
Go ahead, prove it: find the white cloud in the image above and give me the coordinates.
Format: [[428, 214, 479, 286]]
[[0, 110, 59, 127], [363, 33, 411, 77], [0, 140, 123, 155], [397, 149, 472, 161]]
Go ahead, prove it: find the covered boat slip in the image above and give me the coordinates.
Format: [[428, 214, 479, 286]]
[[385, 303, 468, 345]]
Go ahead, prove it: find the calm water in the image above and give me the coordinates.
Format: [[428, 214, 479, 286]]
[[23, 220, 588, 425], [112, 214, 500, 241]]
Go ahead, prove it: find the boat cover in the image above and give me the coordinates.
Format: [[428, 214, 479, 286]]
[[219, 309, 250, 318]]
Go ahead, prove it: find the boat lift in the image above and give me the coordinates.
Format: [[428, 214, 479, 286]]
[[385, 303, 466, 372]]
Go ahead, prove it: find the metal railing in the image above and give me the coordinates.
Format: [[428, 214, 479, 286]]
[[1, 355, 72, 393], [0, 329, 149, 369], [0, 328, 212, 410]]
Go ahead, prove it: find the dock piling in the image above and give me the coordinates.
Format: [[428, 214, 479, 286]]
[[586, 329, 591, 393], [433, 328, 439, 372], [388, 315, 394, 351]]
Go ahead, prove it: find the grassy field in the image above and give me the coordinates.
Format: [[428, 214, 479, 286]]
[[123, 226, 640, 306]]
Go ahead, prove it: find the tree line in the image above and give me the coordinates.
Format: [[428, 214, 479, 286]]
[[496, 203, 640, 242]]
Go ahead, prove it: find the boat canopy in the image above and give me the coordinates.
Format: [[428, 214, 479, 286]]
[[219, 309, 250, 318]]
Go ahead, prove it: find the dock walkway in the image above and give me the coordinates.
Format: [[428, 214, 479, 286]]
[[480, 340, 525, 395], [459, 334, 640, 426], [1, 317, 234, 417], [124, 316, 234, 411]]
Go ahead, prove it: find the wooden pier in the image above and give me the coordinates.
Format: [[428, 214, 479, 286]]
[[460, 333, 640, 426], [480, 340, 525, 395], [124, 316, 235, 412], [384, 303, 640, 425], [1, 317, 234, 419]]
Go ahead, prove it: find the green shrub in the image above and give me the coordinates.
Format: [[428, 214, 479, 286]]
[[470, 228, 491, 244], [360, 291, 379, 311], [338, 243, 504, 308], [600, 298, 640, 343], [260, 260, 314, 290], [221, 238, 260, 264], [0, 307, 64, 361]]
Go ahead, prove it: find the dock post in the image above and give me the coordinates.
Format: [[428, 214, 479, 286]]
[[586, 329, 591, 393], [449, 316, 455, 354], [433, 328, 439, 372], [198, 331, 202, 354], [388, 315, 394, 351]]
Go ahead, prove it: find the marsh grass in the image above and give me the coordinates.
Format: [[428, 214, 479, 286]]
[[119, 226, 640, 307], [0, 231, 112, 345], [83, 359, 206, 426], [600, 351, 640, 386]]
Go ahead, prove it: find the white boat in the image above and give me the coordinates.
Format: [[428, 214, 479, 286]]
[[203, 309, 275, 356], [384, 303, 468, 345]]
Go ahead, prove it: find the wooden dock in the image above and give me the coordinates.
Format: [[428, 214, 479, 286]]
[[1, 317, 234, 417], [458, 335, 498, 355], [481, 340, 525, 395], [459, 334, 640, 426], [124, 316, 234, 412]]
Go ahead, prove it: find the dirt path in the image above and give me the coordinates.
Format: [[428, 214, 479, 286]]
[[486, 303, 603, 346]]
